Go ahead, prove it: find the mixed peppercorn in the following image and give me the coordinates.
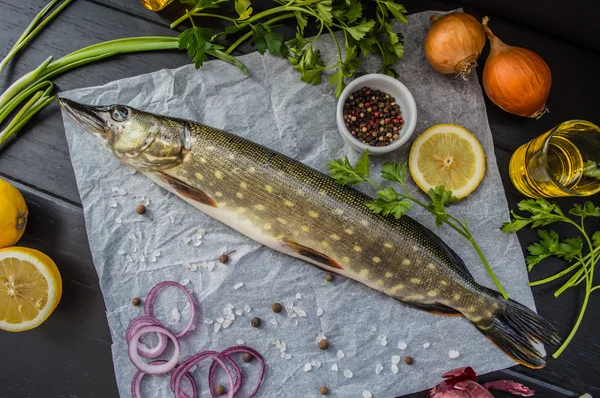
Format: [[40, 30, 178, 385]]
[[342, 87, 404, 147]]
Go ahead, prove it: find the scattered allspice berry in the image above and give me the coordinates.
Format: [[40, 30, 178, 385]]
[[215, 385, 226, 396], [251, 317, 261, 328], [131, 297, 141, 306], [135, 204, 146, 215], [325, 273, 334, 282], [318, 339, 329, 350], [219, 250, 236, 264], [272, 302, 283, 313], [319, 386, 329, 395], [404, 356, 414, 365], [242, 352, 253, 363]]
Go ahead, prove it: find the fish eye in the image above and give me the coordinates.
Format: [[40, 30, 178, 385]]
[[111, 106, 130, 122]]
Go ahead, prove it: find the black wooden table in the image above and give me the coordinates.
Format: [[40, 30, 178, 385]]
[[1, 0, 599, 397]]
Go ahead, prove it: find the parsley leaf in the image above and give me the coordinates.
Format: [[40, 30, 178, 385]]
[[234, 0, 253, 20], [357, 35, 378, 56], [526, 230, 559, 269], [251, 25, 288, 57], [366, 187, 411, 218], [381, 161, 406, 185], [289, 46, 325, 84], [294, 11, 307, 34], [569, 201, 600, 219], [327, 155, 367, 185], [178, 27, 214, 68], [426, 186, 459, 227], [316, 0, 333, 24], [328, 68, 346, 98], [354, 150, 370, 177], [583, 160, 600, 179], [381, 1, 407, 24], [592, 231, 600, 248], [345, 19, 376, 40], [341, 43, 359, 77]]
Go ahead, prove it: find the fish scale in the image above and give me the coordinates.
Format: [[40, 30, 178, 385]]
[[59, 98, 560, 368]]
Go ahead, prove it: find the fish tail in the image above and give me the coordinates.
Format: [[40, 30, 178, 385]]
[[470, 289, 560, 369]]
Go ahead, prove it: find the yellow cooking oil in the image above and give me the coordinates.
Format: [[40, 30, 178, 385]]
[[509, 120, 600, 198], [140, 0, 175, 11]]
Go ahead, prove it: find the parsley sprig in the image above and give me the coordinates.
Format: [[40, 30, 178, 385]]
[[502, 199, 600, 358], [172, 0, 408, 96], [327, 151, 509, 299]]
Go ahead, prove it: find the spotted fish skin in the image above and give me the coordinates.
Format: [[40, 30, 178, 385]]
[[58, 99, 560, 368]]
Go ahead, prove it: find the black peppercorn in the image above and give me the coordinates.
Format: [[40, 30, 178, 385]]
[[242, 352, 253, 362], [132, 297, 141, 306], [272, 302, 283, 313], [251, 317, 261, 328]]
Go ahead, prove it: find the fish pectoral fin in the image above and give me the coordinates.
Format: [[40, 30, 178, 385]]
[[158, 172, 217, 208], [280, 239, 343, 270], [399, 300, 462, 316]]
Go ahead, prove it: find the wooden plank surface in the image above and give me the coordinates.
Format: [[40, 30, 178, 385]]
[[0, 0, 599, 396]]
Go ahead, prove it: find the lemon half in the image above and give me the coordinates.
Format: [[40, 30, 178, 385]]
[[409, 124, 486, 199], [0, 247, 62, 332], [0, 178, 28, 248]]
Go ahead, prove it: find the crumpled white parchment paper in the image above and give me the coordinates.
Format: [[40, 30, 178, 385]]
[[60, 10, 539, 398]]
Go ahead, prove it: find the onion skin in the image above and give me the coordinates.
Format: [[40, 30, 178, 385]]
[[482, 25, 552, 118], [424, 12, 486, 77]]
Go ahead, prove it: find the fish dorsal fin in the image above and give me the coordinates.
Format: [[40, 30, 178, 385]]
[[399, 300, 462, 316], [280, 239, 343, 270], [157, 172, 217, 208]]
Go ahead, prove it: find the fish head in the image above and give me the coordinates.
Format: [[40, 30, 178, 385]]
[[58, 98, 189, 171]]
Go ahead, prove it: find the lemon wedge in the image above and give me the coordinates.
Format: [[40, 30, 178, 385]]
[[409, 124, 485, 199], [0, 247, 62, 332]]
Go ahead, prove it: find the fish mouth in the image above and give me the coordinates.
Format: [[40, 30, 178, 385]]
[[58, 98, 108, 136]]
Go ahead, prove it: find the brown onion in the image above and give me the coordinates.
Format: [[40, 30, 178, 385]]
[[424, 12, 487, 78], [482, 23, 552, 118]]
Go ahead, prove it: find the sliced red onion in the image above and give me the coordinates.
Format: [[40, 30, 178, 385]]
[[171, 351, 238, 398], [132, 361, 197, 398], [144, 281, 195, 338], [208, 345, 265, 398], [129, 325, 180, 374], [126, 316, 167, 358]]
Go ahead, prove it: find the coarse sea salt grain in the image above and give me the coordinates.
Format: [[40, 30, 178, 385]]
[[181, 279, 190, 286], [303, 363, 312, 372], [236, 339, 245, 345], [216, 317, 224, 324], [296, 293, 302, 299], [183, 261, 191, 269], [213, 323, 221, 333], [270, 319, 278, 326], [449, 350, 460, 359], [204, 318, 213, 325], [110, 201, 118, 208], [235, 309, 243, 316], [391, 355, 401, 364], [331, 364, 338, 372], [295, 308, 307, 317], [115, 218, 122, 224], [171, 309, 181, 322], [363, 391, 372, 398], [222, 319, 232, 329], [397, 341, 407, 350], [233, 282, 244, 290], [337, 350, 345, 359], [190, 263, 198, 271], [223, 307, 232, 315], [312, 360, 322, 369], [375, 364, 383, 375], [343, 370, 353, 378], [423, 342, 430, 349], [316, 308, 323, 316], [244, 305, 251, 313], [226, 313, 235, 321], [391, 364, 399, 374], [282, 353, 292, 360], [279, 342, 287, 352]]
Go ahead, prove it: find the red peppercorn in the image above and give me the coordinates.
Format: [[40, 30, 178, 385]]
[[374, 112, 380, 118], [385, 118, 390, 124], [369, 120, 374, 126]]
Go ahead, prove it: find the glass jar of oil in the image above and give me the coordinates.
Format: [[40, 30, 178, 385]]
[[140, 0, 175, 11], [509, 120, 600, 198]]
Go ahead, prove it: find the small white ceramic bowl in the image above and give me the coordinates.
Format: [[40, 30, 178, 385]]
[[336, 74, 417, 155]]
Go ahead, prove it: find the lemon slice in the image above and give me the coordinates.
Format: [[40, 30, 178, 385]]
[[0, 247, 62, 332], [409, 124, 486, 199]]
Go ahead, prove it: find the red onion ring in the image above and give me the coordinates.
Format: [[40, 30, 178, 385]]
[[144, 281, 196, 338], [128, 325, 180, 374], [132, 361, 197, 398], [126, 316, 168, 358], [208, 346, 265, 398], [171, 351, 238, 398]]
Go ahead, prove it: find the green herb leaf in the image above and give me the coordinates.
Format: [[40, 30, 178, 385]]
[[510, 198, 565, 228], [234, 0, 252, 20], [355, 150, 370, 177], [181, 0, 226, 10], [316, 0, 333, 24], [376, 186, 398, 201], [294, 11, 307, 34], [569, 201, 600, 219], [526, 229, 559, 269], [427, 186, 458, 227], [287, 32, 309, 55], [327, 155, 366, 185], [592, 231, 600, 248], [381, 161, 406, 185], [559, 237, 583, 262], [178, 27, 214, 68], [366, 195, 411, 218], [357, 35, 377, 56], [328, 68, 346, 98], [500, 216, 530, 233], [345, 19, 376, 40], [380, 1, 408, 24], [583, 160, 600, 179], [289, 47, 325, 84], [251, 24, 288, 57], [344, 0, 363, 23]]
